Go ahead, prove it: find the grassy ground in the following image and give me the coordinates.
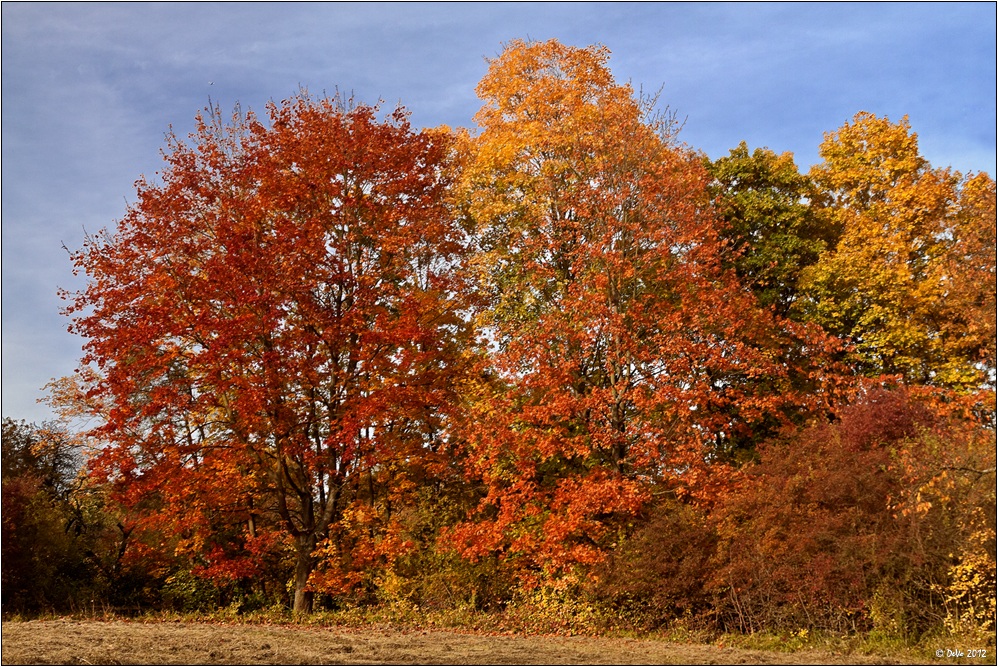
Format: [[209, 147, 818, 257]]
[[1, 609, 994, 665], [0, 618, 930, 665]]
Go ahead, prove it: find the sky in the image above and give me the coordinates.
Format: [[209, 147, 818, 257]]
[[2, 2, 996, 424]]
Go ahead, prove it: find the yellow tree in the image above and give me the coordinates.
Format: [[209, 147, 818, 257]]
[[943, 173, 997, 385], [800, 112, 995, 390]]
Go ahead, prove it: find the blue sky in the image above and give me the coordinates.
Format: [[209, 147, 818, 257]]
[[2, 2, 996, 424]]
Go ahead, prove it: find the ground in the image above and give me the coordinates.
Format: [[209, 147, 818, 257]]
[[0, 618, 955, 665]]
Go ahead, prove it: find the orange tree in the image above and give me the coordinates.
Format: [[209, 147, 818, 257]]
[[447, 40, 842, 587], [64, 94, 469, 613]]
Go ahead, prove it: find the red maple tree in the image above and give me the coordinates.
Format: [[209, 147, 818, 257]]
[[66, 94, 469, 613]]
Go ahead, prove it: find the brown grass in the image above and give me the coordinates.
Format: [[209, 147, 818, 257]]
[[0, 618, 961, 665]]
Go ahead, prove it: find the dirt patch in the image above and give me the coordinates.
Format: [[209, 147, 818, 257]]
[[0, 619, 931, 665]]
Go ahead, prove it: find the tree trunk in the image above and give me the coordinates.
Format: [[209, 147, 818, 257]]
[[292, 534, 316, 615]]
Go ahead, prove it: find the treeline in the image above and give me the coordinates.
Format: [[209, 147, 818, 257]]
[[3, 39, 995, 640]]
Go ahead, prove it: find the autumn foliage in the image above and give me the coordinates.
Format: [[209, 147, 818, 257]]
[[445, 40, 843, 587], [13, 38, 992, 640], [63, 95, 469, 613], [710, 387, 993, 635]]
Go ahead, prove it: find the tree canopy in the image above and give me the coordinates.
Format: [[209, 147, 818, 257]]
[[66, 95, 470, 613], [36, 40, 994, 637]]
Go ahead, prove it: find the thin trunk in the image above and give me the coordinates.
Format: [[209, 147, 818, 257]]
[[247, 496, 257, 538]]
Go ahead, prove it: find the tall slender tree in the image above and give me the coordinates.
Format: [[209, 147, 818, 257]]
[[449, 40, 838, 582]]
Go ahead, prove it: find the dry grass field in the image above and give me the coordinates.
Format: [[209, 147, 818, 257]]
[[0, 618, 951, 665]]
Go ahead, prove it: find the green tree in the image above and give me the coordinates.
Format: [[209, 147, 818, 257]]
[[1, 418, 80, 498], [707, 142, 837, 318]]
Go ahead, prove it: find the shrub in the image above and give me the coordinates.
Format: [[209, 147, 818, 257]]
[[709, 387, 995, 638], [592, 498, 717, 631]]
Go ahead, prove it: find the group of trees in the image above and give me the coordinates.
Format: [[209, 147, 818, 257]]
[[4, 39, 994, 638]]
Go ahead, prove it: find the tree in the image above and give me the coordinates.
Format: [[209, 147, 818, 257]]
[[64, 94, 469, 613], [707, 142, 836, 318], [1, 418, 80, 498], [1, 419, 82, 611], [800, 112, 995, 390], [942, 172, 997, 388], [448, 40, 838, 584]]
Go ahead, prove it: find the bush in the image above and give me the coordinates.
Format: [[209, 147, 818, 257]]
[[593, 498, 717, 631], [378, 484, 516, 613], [709, 387, 996, 638], [161, 570, 220, 612]]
